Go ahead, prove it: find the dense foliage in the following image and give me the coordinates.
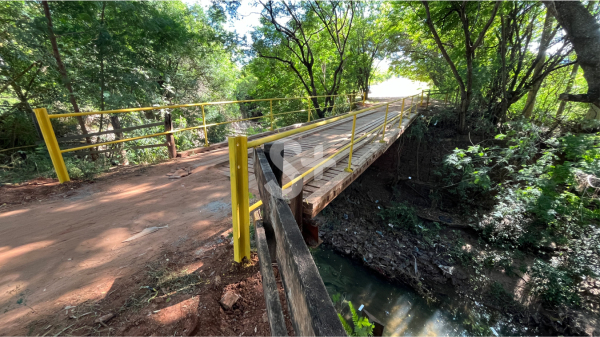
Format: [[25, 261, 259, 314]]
[[442, 124, 600, 307], [1, 1, 238, 181]]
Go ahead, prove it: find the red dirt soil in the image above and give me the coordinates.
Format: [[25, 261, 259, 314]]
[[0, 151, 284, 335]]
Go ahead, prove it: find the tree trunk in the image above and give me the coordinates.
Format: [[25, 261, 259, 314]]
[[556, 63, 580, 117], [310, 92, 329, 119], [42, 1, 97, 159], [461, 53, 474, 133], [499, 15, 509, 124], [543, 1, 600, 107], [523, 10, 555, 118], [109, 115, 129, 166], [459, 90, 470, 132]]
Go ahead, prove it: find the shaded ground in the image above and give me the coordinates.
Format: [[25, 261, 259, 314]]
[[22, 236, 294, 336], [0, 150, 245, 334]]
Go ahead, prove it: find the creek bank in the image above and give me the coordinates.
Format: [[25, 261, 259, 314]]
[[314, 106, 598, 336], [315, 166, 538, 335]]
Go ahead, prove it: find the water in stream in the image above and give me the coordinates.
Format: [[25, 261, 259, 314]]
[[312, 245, 471, 336]]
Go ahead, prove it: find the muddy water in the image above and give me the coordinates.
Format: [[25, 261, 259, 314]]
[[312, 246, 470, 336]]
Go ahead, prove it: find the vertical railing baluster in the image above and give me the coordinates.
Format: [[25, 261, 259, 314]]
[[398, 98, 405, 129], [201, 104, 208, 147], [380, 103, 390, 143], [269, 99, 274, 131], [345, 114, 357, 173]]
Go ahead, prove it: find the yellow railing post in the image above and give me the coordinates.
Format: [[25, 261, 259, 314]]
[[420, 90, 424, 105], [345, 115, 357, 173], [398, 98, 405, 128], [362, 92, 366, 105], [228, 135, 251, 263], [307, 97, 312, 122], [34, 108, 70, 183], [445, 92, 449, 107], [269, 99, 274, 131], [410, 95, 414, 117], [201, 105, 209, 147], [379, 103, 390, 143]]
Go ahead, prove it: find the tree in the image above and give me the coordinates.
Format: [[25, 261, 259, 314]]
[[543, 1, 600, 108], [42, 1, 94, 155], [252, 1, 355, 118], [346, 2, 398, 100], [522, 9, 556, 118], [488, 2, 573, 122], [422, 1, 501, 133]]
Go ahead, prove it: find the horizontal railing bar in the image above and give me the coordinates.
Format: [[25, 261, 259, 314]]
[[64, 142, 167, 156], [57, 122, 164, 142], [57, 94, 413, 155], [0, 144, 38, 153], [61, 132, 169, 153], [131, 143, 168, 150], [47, 93, 360, 119], [249, 106, 407, 213], [247, 98, 403, 148]]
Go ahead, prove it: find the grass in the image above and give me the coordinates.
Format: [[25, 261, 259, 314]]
[[0, 148, 111, 184], [121, 257, 204, 313]]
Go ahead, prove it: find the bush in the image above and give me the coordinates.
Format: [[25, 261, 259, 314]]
[[441, 122, 600, 308], [0, 147, 110, 183], [378, 201, 424, 234], [530, 260, 581, 307]]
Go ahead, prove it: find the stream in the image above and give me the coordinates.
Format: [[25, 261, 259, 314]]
[[312, 245, 477, 336]]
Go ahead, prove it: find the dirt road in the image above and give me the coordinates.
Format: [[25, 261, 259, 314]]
[[0, 148, 237, 334]]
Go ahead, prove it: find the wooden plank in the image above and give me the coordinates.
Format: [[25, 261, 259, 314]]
[[63, 148, 117, 156], [255, 222, 289, 337], [264, 142, 284, 187], [288, 176, 303, 231], [67, 142, 167, 156], [303, 123, 411, 217], [253, 148, 346, 336], [165, 113, 176, 159]]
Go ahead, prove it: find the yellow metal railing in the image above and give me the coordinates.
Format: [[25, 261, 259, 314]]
[[229, 91, 426, 262], [35, 93, 364, 183]]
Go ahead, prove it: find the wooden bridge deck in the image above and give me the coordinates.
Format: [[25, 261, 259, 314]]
[[214, 99, 421, 218]]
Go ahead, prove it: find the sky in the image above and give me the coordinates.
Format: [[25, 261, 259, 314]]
[[183, 0, 262, 36]]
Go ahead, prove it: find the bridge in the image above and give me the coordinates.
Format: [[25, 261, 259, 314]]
[[238, 95, 428, 336], [34, 91, 437, 263], [33, 89, 447, 336], [34, 93, 430, 243], [226, 95, 428, 261]]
